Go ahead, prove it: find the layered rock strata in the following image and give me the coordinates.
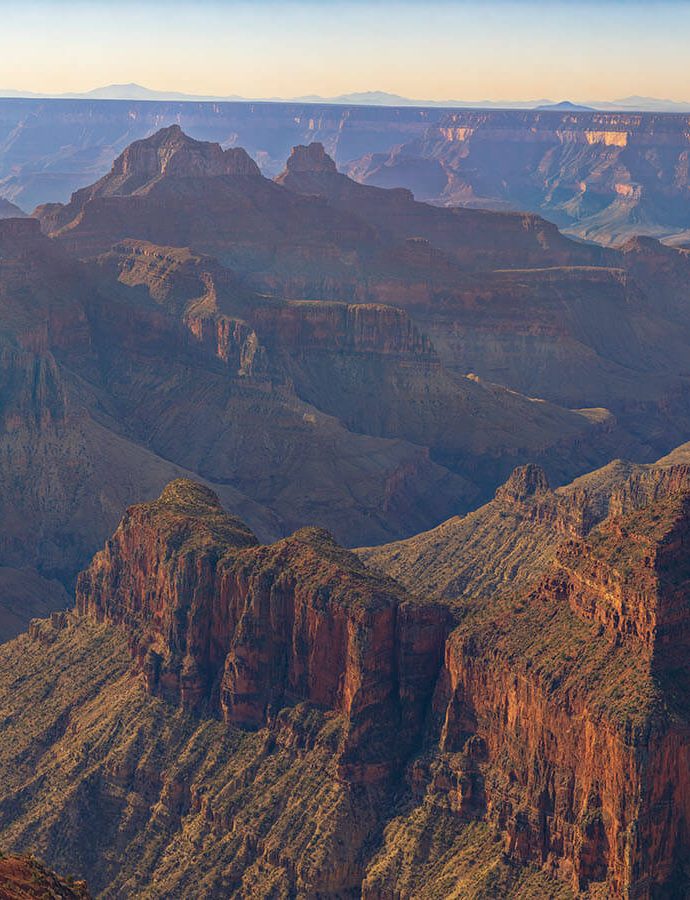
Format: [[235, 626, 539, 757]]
[[76, 480, 451, 784], [366, 464, 690, 897], [68, 473, 690, 895]]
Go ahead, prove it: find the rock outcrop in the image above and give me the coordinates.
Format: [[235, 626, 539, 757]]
[[365, 463, 690, 897], [557, 479, 690, 661], [110, 124, 261, 183], [76, 480, 451, 784], [281, 141, 338, 175], [494, 461, 551, 502], [38, 126, 262, 238], [433, 479, 690, 895], [0, 855, 89, 898]]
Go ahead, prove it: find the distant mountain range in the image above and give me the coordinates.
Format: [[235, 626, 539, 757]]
[[1, 82, 690, 112]]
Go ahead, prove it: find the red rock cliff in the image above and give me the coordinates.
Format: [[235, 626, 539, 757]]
[[251, 300, 435, 358], [426, 471, 690, 897], [76, 480, 450, 783], [74, 473, 690, 896]]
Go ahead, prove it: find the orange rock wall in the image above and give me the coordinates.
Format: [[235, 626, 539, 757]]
[[76, 498, 450, 783]]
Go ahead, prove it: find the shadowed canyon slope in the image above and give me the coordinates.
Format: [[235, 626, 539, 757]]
[[276, 144, 690, 450], [10, 125, 682, 637], [37, 127, 690, 452], [2, 468, 690, 896], [0, 203, 627, 637]]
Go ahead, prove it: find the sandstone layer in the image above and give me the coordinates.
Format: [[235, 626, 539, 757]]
[[76, 480, 450, 784], [362, 461, 690, 896]]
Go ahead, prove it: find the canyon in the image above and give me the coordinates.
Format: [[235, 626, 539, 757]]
[[1, 100, 689, 245], [1, 461, 690, 896], [8, 126, 683, 639], [346, 109, 690, 246], [0, 207, 615, 637], [35, 128, 690, 455], [1, 112, 690, 900]]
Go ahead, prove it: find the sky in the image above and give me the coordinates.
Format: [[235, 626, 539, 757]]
[[2, 0, 689, 102]]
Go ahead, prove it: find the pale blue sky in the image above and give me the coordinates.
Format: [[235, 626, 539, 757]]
[[2, 0, 689, 101]]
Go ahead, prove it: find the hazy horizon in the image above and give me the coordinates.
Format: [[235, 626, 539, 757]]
[[1, 80, 687, 107], [2, 0, 689, 104]]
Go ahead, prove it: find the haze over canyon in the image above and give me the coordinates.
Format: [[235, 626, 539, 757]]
[[2, 98, 690, 248]]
